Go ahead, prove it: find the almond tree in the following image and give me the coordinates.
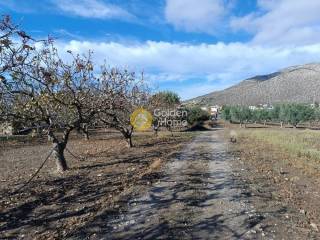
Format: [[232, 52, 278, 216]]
[[0, 16, 35, 125], [1, 41, 105, 172], [98, 67, 149, 147], [0, 16, 34, 79]]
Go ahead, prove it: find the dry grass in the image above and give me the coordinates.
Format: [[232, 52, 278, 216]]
[[233, 128, 320, 176], [149, 158, 162, 171], [228, 127, 320, 237]]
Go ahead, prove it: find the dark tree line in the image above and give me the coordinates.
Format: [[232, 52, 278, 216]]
[[221, 104, 319, 128]]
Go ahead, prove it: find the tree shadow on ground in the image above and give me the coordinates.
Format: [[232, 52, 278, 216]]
[[0, 134, 188, 239], [0, 132, 289, 239], [67, 134, 288, 240]]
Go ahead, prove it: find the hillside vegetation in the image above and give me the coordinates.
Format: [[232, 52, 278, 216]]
[[188, 63, 320, 106]]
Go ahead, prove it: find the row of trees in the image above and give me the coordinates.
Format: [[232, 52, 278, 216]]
[[0, 16, 153, 172], [221, 104, 319, 128], [0, 16, 209, 173]]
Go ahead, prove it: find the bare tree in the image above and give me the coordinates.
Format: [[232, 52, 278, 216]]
[[1, 41, 104, 172], [0, 15, 35, 125], [98, 67, 149, 147], [1, 15, 151, 172], [0, 15, 34, 78]]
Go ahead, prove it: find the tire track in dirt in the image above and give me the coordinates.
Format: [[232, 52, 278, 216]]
[[88, 130, 265, 239]]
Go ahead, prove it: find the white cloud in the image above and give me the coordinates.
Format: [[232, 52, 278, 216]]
[[164, 0, 226, 34], [54, 0, 133, 20], [257, 0, 278, 10], [0, 0, 43, 13], [53, 29, 83, 40], [56, 39, 320, 99], [231, 0, 320, 46]]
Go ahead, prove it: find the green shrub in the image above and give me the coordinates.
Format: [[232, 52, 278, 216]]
[[186, 106, 210, 125]]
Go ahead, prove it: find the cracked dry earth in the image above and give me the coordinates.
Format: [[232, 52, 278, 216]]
[[78, 130, 265, 240]]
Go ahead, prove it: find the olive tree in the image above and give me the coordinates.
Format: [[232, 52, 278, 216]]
[[252, 109, 270, 125], [186, 106, 210, 125], [284, 104, 315, 128], [230, 106, 252, 128], [221, 106, 232, 122], [149, 91, 180, 135]]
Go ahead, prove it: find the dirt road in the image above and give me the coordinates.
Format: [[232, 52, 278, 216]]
[[100, 130, 264, 239]]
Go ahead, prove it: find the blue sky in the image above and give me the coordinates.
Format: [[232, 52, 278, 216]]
[[1, 0, 320, 99]]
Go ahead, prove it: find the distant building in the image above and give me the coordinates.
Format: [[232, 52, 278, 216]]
[[249, 104, 273, 111], [210, 105, 221, 116], [259, 104, 273, 110]]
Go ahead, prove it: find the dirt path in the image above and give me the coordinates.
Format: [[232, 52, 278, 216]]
[[99, 130, 264, 240]]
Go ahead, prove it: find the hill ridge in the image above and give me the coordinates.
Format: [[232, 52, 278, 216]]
[[187, 62, 320, 106]]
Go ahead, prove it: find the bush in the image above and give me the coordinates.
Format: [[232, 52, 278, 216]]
[[186, 107, 210, 125], [150, 91, 180, 108]]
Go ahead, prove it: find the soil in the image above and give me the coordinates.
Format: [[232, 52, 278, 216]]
[[1, 126, 320, 239], [228, 130, 320, 239], [0, 131, 192, 239], [71, 129, 265, 240]]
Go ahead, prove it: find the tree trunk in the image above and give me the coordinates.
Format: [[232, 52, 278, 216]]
[[83, 130, 89, 140], [84, 132, 89, 140], [263, 120, 266, 126], [37, 126, 41, 136], [48, 128, 72, 172], [48, 134, 53, 142], [280, 121, 283, 128], [154, 128, 158, 136], [53, 142, 68, 172], [83, 124, 89, 140], [126, 136, 133, 148], [120, 128, 133, 148], [166, 126, 173, 136]]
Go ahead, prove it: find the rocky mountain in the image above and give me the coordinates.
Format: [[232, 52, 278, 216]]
[[187, 63, 320, 106]]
